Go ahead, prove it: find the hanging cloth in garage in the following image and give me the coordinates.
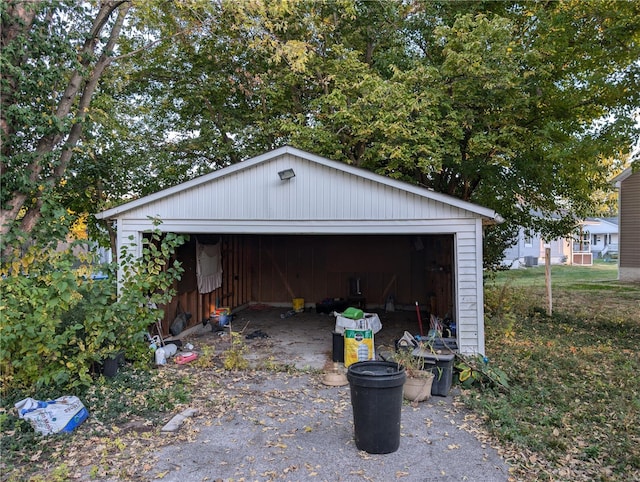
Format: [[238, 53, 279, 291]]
[[196, 239, 222, 294]]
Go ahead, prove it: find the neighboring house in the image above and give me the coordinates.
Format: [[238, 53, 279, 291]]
[[613, 163, 640, 282], [580, 217, 619, 260], [503, 216, 621, 269], [96, 146, 503, 354], [502, 228, 572, 269]]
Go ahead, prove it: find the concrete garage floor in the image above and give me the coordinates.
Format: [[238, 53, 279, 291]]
[[175, 305, 426, 370]]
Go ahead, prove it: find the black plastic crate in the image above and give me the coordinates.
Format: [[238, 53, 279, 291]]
[[316, 298, 349, 314], [414, 351, 455, 397]]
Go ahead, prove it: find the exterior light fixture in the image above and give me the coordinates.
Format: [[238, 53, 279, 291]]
[[278, 168, 296, 180]]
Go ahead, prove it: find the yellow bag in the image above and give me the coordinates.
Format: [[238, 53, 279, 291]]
[[344, 328, 374, 367]]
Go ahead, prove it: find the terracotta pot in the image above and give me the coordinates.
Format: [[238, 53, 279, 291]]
[[322, 371, 348, 386], [403, 373, 434, 402]]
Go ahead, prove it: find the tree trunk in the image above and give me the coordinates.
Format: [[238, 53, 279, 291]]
[[0, 1, 131, 235]]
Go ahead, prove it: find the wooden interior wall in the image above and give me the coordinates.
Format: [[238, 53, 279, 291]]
[[159, 233, 454, 336], [420, 236, 454, 318], [160, 234, 252, 335], [250, 234, 454, 318]]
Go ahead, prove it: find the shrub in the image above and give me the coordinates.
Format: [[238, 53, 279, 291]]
[[0, 223, 185, 392]]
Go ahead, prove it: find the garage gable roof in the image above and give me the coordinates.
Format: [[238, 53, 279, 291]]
[[96, 146, 501, 224]]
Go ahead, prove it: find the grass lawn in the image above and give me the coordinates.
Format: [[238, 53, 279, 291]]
[[467, 261, 639, 481]]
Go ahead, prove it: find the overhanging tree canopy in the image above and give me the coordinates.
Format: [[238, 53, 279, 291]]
[[2, 0, 638, 262]]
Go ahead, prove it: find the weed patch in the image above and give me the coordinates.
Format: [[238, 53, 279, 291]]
[[0, 366, 192, 480], [469, 267, 640, 481]]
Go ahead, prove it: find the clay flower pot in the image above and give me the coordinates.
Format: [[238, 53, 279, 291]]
[[403, 372, 434, 402]]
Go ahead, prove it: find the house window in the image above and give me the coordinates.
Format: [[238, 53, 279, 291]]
[[524, 235, 533, 248], [576, 232, 590, 252]]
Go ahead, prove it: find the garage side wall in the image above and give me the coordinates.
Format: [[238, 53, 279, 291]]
[[455, 221, 485, 354]]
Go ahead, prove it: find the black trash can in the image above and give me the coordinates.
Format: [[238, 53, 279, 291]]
[[347, 360, 406, 454], [102, 352, 124, 378]]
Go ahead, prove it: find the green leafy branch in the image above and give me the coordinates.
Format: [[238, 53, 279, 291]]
[[455, 353, 509, 392]]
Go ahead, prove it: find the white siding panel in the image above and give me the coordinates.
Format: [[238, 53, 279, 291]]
[[123, 154, 478, 224], [455, 228, 483, 354], [457, 251, 478, 262], [108, 149, 490, 354], [458, 281, 476, 291]]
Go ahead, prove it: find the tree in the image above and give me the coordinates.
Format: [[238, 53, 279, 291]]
[[121, 1, 639, 244], [4, 0, 638, 266], [1, 1, 134, 243]]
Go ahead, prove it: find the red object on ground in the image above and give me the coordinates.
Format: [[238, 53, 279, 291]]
[[415, 301, 424, 337], [175, 352, 198, 364]]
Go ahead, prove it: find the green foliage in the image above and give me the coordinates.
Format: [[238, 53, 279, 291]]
[[105, 223, 186, 364], [0, 1, 86, 193], [472, 265, 640, 479], [1, 0, 132, 234], [0, 223, 185, 392], [222, 332, 249, 371], [193, 344, 215, 369], [455, 353, 509, 391], [0, 244, 97, 389]]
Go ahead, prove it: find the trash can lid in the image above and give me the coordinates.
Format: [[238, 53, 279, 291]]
[[347, 361, 406, 388]]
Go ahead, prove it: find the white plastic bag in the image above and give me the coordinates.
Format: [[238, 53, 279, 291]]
[[155, 347, 167, 365], [163, 344, 177, 357], [15, 396, 89, 435]]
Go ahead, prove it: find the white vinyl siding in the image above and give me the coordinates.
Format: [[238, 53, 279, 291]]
[[119, 155, 475, 225], [103, 147, 496, 354], [453, 222, 484, 354]]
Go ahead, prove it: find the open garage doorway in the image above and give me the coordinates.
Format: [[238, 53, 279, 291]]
[[164, 233, 455, 334]]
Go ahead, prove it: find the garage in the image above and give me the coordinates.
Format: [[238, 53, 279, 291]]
[[96, 146, 501, 354]]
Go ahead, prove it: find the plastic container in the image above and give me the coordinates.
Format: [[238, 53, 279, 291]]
[[292, 298, 305, 312], [155, 348, 166, 366], [346, 361, 406, 454], [332, 332, 344, 363], [163, 344, 178, 357], [102, 353, 123, 378], [175, 352, 198, 364], [219, 313, 231, 326], [414, 351, 455, 397], [342, 307, 364, 320]]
